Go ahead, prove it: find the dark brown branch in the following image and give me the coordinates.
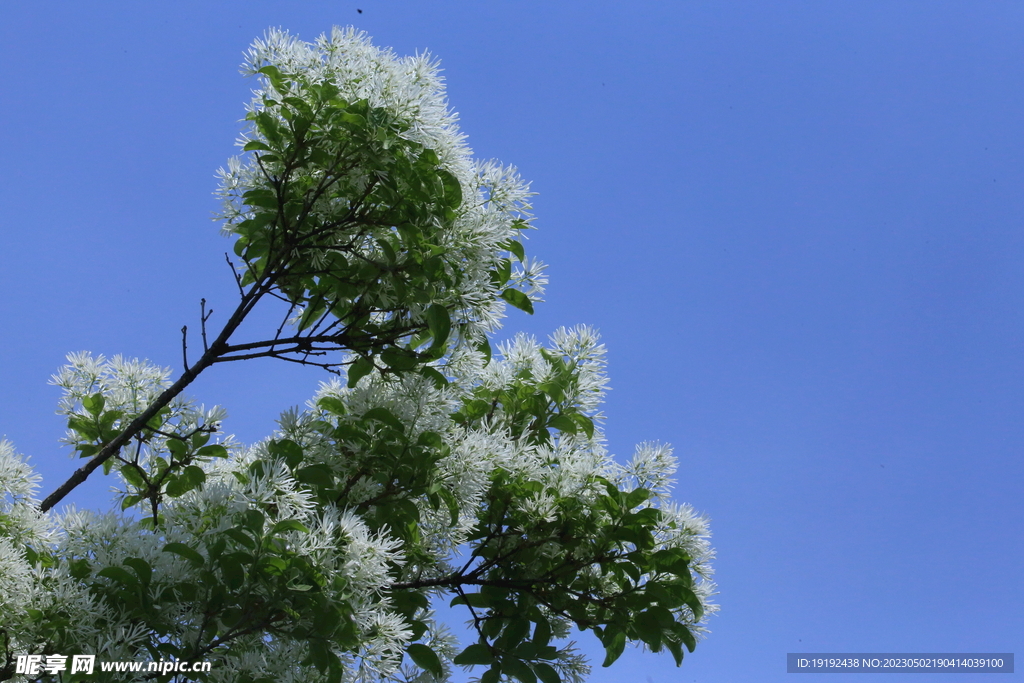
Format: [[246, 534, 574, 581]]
[[39, 283, 268, 512]]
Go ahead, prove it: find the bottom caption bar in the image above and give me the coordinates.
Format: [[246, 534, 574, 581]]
[[787, 653, 1014, 673]]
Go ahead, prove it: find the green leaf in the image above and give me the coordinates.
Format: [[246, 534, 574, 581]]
[[624, 487, 651, 510], [678, 585, 704, 620], [82, 393, 105, 416], [123, 557, 152, 585], [673, 622, 697, 653], [165, 465, 206, 497], [256, 65, 288, 93], [185, 463, 206, 483], [547, 414, 578, 435], [477, 337, 492, 364], [119, 464, 146, 489], [450, 592, 490, 609], [295, 464, 334, 487], [314, 606, 343, 633], [409, 618, 429, 641], [534, 663, 561, 683], [362, 407, 405, 432], [303, 638, 325, 671], [406, 644, 443, 678], [647, 605, 675, 628], [652, 548, 692, 578], [268, 439, 304, 468], [97, 566, 138, 587], [270, 519, 309, 535], [196, 444, 229, 459], [502, 657, 537, 683], [219, 554, 246, 590], [492, 259, 512, 288], [162, 542, 205, 568], [419, 365, 449, 389], [317, 396, 348, 416], [339, 111, 367, 128], [635, 610, 664, 650], [282, 96, 313, 118], [439, 487, 460, 525], [243, 509, 265, 533], [97, 410, 122, 440], [392, 590, 430, 617], [224, 528, 256, 550], [381, 347, 420, 371], [501, 288, 534, 315], [620, 561, 642, 584], [253, 111, 284, 147], [68, 415, 99, 441], [166, 438, 188, 460], [257, 556, 287, 575], [68, 558, 91, 580], [453, 643, 493, 666], [243, 186, 279, 211], [297, 297, 327, 332], [572, 413, 595, 439], [437, 168, 463, 208], [347, 356, 375, 388], [601, 630, 626, 667], [242, 140, 274, 152], [501, 617, 531, 648], [376, 237, 397, 264], [666, 638, 685, 666], [502, 238, 526, 262], [532, 618, 552, 648], [425, 303, 451, 349]]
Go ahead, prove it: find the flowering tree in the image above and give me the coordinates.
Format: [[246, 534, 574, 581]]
[[0, 28, 715, 683]]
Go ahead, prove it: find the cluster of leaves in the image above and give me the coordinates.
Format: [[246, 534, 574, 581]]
[[449, 476, 703, 683], [453, 347, 596, 446], [20, 509, 357, 683], [234, 68, 466, 371], [427, 348, 706, 683], [217, 55, 535, 382], [65, 391, 227, 524]]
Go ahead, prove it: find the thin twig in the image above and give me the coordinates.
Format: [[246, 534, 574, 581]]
[[225, 253, 244, 295], [201, 298, 213, 352], [181, 326, 189, 371]]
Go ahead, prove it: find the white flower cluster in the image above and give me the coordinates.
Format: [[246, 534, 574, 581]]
[[2, 335, 715, 682], [0, 441, 48, 620], [274, 325, 716, 631], [50, 351, 171, 423], [216, 27, 544, 343], [50, 352, 227, 446]]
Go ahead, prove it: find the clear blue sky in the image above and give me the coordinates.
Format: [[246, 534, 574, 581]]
[[1, 2, 1021, 681]]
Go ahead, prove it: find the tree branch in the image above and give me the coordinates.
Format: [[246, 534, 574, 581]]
[[39, 284, 267, 512]]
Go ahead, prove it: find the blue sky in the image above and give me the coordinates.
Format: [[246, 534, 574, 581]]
[[1, 2, 1021, 681]]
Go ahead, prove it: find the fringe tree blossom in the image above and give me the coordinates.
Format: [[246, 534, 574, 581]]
[[0, 27, 715, 683]]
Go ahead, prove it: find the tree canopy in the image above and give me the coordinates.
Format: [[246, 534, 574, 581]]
[[0, 27, 715, 683]]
